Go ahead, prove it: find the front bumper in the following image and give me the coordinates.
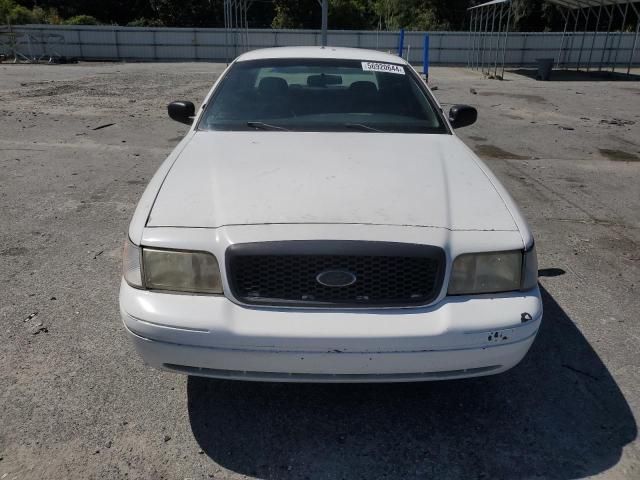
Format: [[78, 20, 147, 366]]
[[120, 280, 542, 382]]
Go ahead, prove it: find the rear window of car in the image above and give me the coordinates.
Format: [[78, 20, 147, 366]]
[[198, 58, 448, 134]]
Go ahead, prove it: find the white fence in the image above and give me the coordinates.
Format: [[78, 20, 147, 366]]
[[1, 24, 638, 68]]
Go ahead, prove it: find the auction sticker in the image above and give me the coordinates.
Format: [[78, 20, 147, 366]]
[[361, 62, 405, 75]]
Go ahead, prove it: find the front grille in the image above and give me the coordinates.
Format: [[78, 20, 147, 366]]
[[226, 241, 445, 308]]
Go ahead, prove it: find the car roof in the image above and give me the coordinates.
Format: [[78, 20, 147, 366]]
[[236, 46, 407, 65]]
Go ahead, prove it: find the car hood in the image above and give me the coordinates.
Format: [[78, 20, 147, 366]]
[[147, 131, 517, 231]]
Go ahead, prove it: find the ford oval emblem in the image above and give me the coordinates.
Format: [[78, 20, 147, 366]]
[[316, 270, 357, 288]]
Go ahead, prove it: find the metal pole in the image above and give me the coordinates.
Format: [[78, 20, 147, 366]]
[[586, 4, 603, 72], [473, 10, 482, 71], [475, 8, 482, 70], [481, 6, 490, 74], [611, 3, 629, 73], [501, 2, 512, 79], [557, 8, 570, 69], [246, 0, 251, 51], [227, 0, 231, 54], [236, 0, 241, 52], [244, 0, 251, 51], [224, 0, 229, 63], [467, 9, 473, 69], [241, 0, 245, 52], [628, 9, 640, 75], [229, 0, 238, 58], [321, 0, 328, 47], [568, 9, 580, 69], [490, 4, 498, 76], [478, 8, 484, 72], [476, 8, 485, 70], [474, 9, 481, 70], [238, 0, 244, 52], [474, 9, 480, 69], [600, 5, 614, 71], [228, 0, 233, 57], [577, 8, 591, 71], [494, 3, 504, 77], [488, 4, 497, 76], [423, 33, 430, 80], [475, 8, 483, 70], [244, 0, 248, 52], [467, 10, 474, 69], [245, 0, 250, 53], [228, 0, 233, 59], [237, 1, 241, 53]]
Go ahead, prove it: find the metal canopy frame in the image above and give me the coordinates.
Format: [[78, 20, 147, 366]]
[[552, 0, 639, 74], [223, 0, 328, 61], [0, 25, 66, 63], [223, 0, 254, 62], [468, 0, 514, 78], [468, 0, 640, 76]]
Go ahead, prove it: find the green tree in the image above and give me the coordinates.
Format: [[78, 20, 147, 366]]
[[372, 0, 466, 31], [272, 0, 377, 30], [151, 0, 223, 27], [4, 0, 593, 31], [0, 0, 15, 23], [127, 17, 165, 27], [272, 0, 320, 29], [31, 6, 63, 24], [15, 0, 155, 25], [330, 0, 376, 30], [1, 0, 36, 24], [63, 14, 100, 25]]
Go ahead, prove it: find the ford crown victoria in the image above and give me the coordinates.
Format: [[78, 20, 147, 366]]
[[120, 46, 541, 382]]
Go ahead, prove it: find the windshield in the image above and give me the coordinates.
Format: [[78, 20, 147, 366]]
[[198, 58, 448, 134]]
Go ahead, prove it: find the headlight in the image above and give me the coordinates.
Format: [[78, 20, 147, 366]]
[[123, 237, 143, 288], [142, 248, 223, 294], [448, 250, 523, 295]]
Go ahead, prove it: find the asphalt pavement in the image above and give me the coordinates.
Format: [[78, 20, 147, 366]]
[[0, 62, 638, 479]]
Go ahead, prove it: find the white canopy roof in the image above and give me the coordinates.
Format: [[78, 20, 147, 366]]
[[468, 0, 509, 10], [547, 0, 638, 8], [470, 0, 638, 10]]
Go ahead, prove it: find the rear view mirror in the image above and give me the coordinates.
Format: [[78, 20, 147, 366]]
[[168, 101, 195, 125], [449, 105, 477, 129]]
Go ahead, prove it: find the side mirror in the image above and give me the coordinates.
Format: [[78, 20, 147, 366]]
[[449, 105, 477, 129], [168, 101, 195, 125]]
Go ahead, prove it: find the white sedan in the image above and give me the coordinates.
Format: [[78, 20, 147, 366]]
[[120, 46, 541, 382]]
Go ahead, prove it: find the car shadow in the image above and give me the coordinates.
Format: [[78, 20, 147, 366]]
[[507, 68, 640, 82], [187, 286, 636, 479]]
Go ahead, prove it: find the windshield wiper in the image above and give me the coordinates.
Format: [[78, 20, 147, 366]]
[[343, 123, 386, 133], [247, 121, 290, 131]]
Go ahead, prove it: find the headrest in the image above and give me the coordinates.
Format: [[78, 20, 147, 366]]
[[258, 77, 288, 95], [349, 81, 378, 95]]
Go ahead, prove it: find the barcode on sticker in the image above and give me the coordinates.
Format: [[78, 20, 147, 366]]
[[361, 62, 405, 75]]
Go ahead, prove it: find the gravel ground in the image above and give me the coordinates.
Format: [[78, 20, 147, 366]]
[[0, 61, 639, 480]]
